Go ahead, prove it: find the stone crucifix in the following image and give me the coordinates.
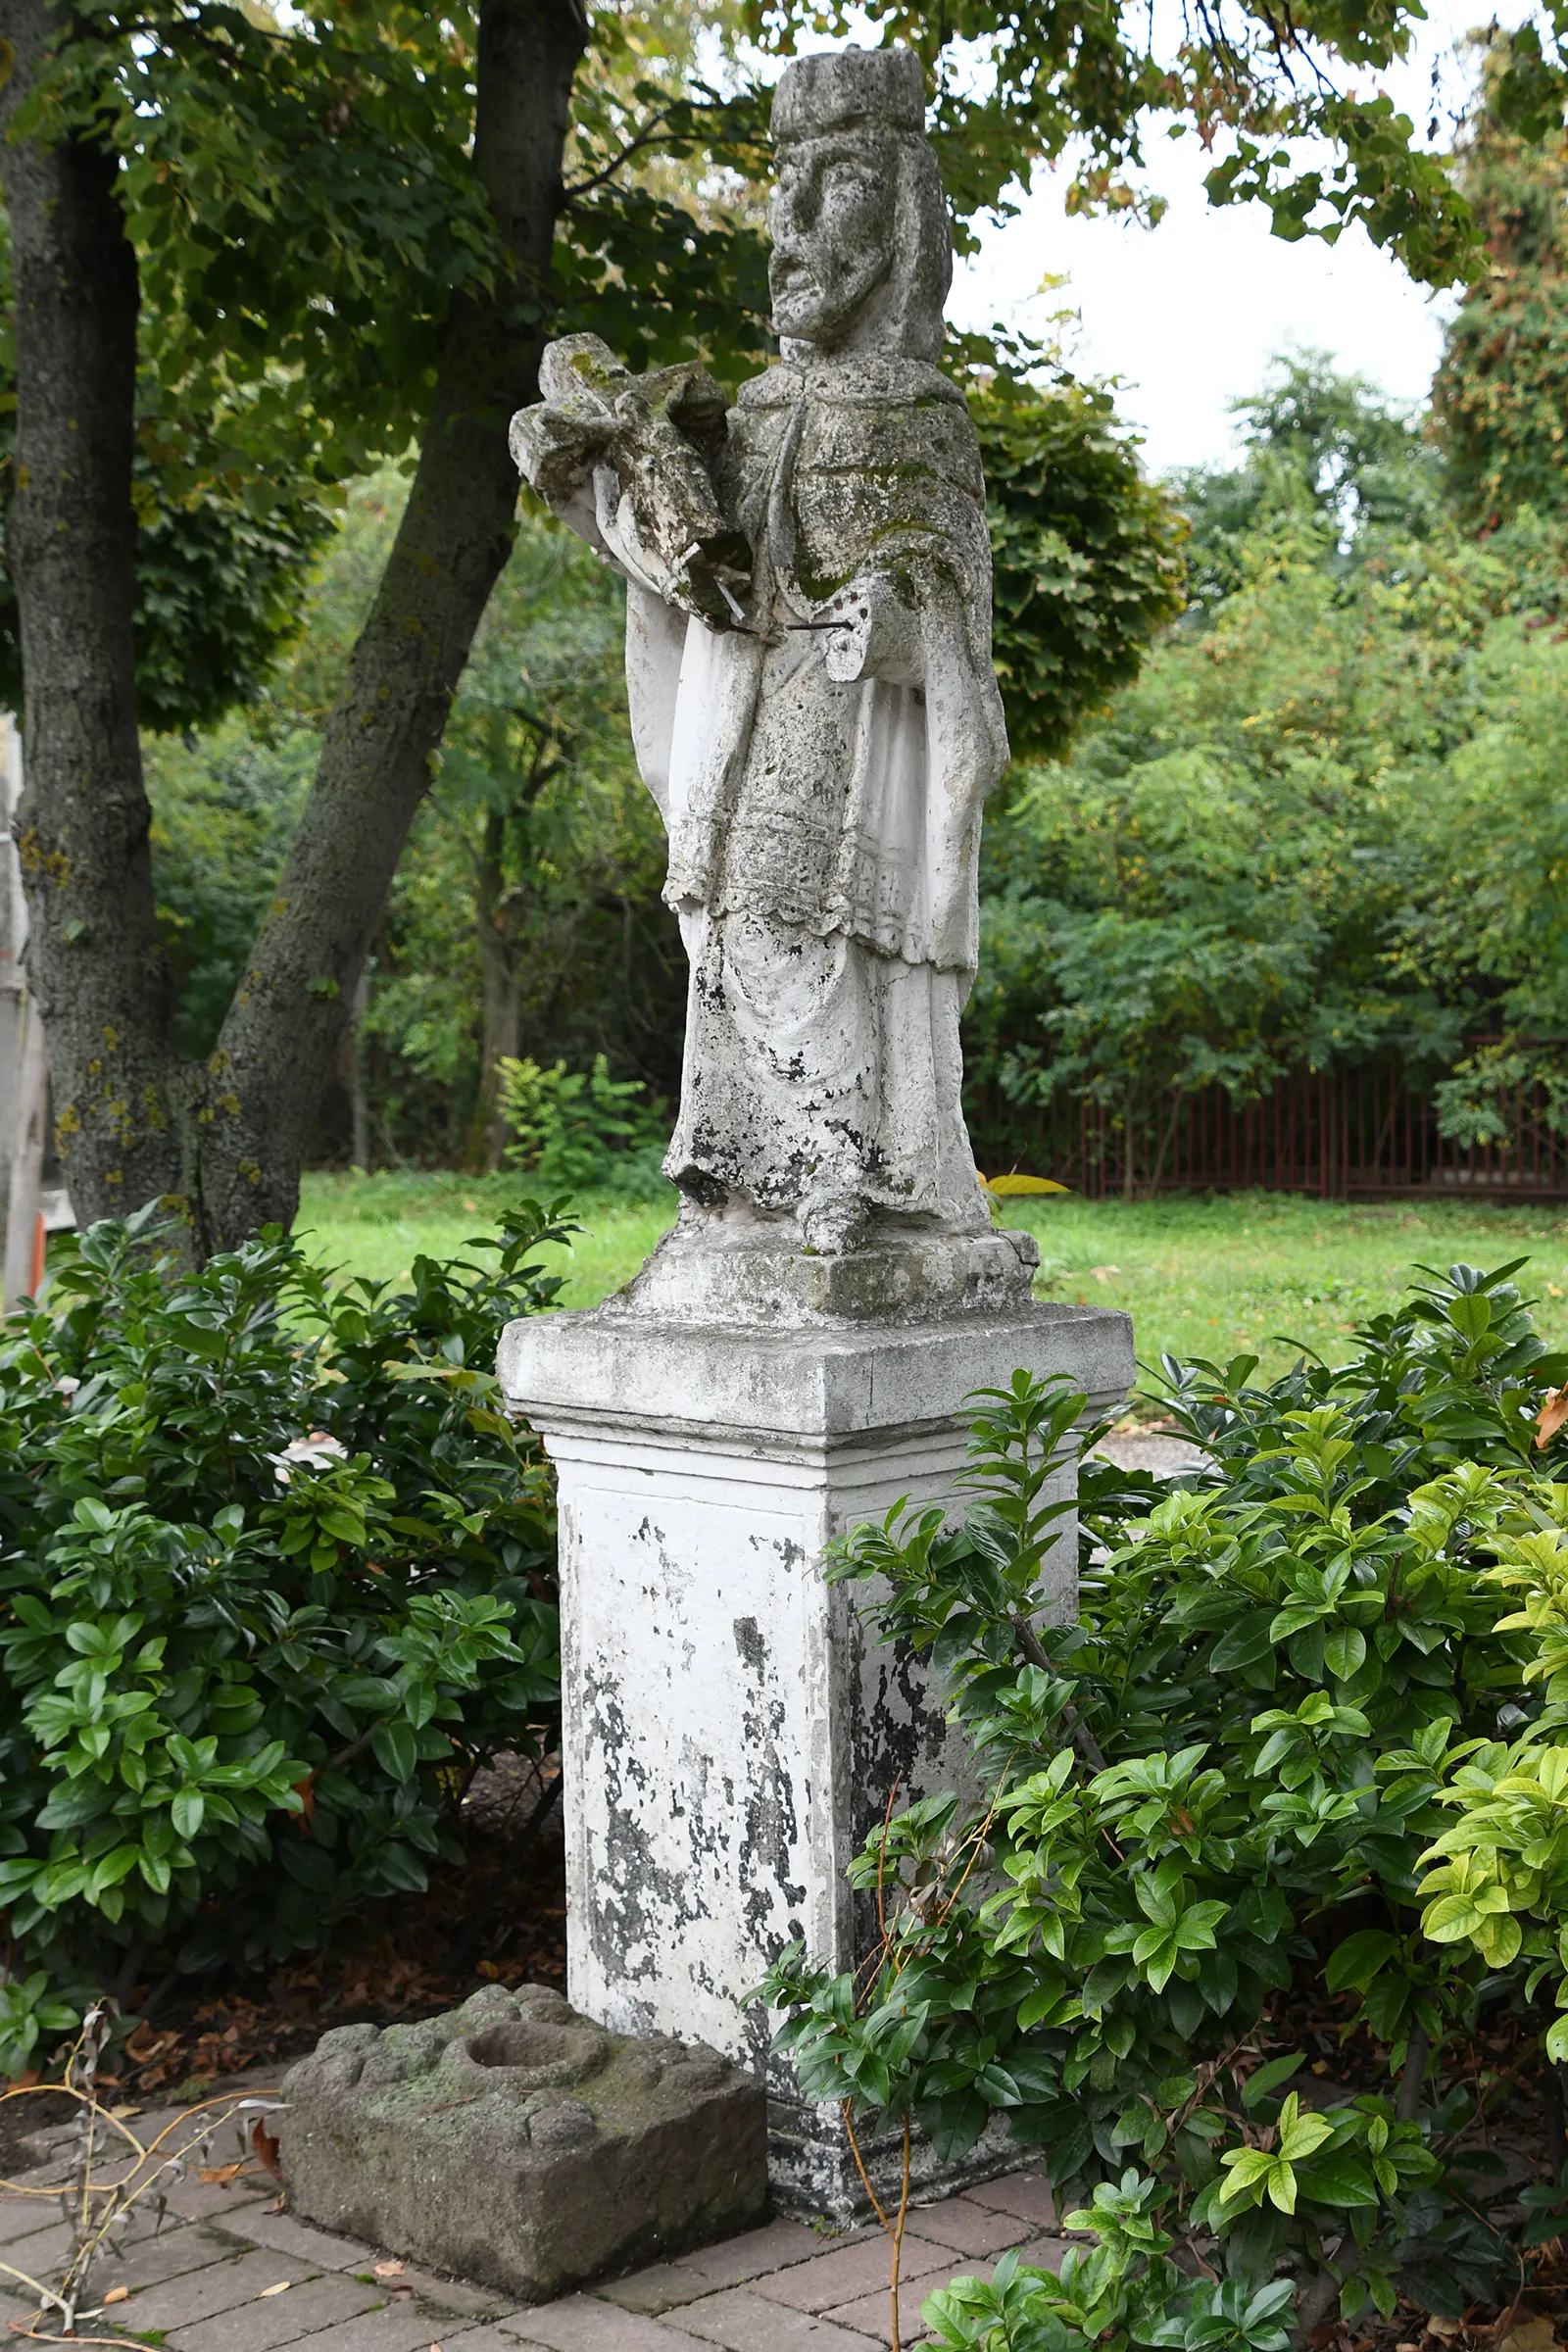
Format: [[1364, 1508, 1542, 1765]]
[[512, 44, 1026, 1314]]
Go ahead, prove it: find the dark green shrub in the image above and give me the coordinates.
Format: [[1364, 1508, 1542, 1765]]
[[0, 1199, 567, 2066], [765, 1259, 1568, 2339]]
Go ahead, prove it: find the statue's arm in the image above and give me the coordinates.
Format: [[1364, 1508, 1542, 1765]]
[[819, 569, 925, 688]]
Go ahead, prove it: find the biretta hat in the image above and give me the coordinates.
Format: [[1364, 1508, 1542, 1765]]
[[771, 44, 925, 141]]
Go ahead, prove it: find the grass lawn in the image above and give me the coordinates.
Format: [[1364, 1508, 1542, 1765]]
[[295, 1171, 1568, 1407]]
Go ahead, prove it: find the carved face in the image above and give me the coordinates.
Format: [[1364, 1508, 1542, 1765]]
[[769, 134, 898, 347]]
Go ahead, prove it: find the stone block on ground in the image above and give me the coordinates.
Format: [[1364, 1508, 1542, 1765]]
[[278, 1983, 766, 2304]]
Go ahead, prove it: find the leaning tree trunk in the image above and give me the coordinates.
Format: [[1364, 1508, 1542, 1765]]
[[471, 808, 525, 1173], [0, 0, 588, 1254], [0, 0, 184, 1217]]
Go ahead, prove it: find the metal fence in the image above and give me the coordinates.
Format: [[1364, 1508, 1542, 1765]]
[[966, 1050, 1568, 1202]]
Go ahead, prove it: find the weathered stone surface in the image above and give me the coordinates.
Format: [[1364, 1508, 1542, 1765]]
[[500, 37, 1139, 2228], [277, 1984, 766, 2303], [502, 1303, 1133, 2219], [512, 43, 1010, 1307]]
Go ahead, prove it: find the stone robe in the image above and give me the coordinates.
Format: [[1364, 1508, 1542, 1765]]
[[618, 352, 1008, 1230]]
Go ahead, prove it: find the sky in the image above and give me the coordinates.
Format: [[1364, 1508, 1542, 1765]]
[[948, 144, 1455, 476], [805, 0, 1537, 475]]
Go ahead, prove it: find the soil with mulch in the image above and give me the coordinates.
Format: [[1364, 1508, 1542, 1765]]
[[32, 1753, 567, 2140]]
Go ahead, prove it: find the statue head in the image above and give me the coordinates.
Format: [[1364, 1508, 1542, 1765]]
[[768, 45, 952, 365]]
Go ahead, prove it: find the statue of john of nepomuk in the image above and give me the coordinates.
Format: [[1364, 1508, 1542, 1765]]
[[511, 45, 1023, 1308]]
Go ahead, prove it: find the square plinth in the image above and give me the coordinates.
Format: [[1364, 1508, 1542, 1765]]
[[499, 1298, 1133, 2218]]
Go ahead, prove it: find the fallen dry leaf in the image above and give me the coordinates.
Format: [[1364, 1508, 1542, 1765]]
[[258, 2281, 292, 2298], [1538, 1386, 1568, 1448], [199, 2161, 246, 2185], [1497, 2325, 1559, 2352], [102, 2289, 128, 2307], [372, 2260, 406, 2278], [246, 2113, 282, 2180]]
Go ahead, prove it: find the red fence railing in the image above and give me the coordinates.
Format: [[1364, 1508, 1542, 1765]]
[[966, 1051, 1568, 1201]]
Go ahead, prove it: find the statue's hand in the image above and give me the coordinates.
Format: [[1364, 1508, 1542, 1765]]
[[820, 575, 923, 687]]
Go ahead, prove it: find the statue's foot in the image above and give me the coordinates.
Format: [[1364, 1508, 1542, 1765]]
[[799, 1192, 870, 1256]]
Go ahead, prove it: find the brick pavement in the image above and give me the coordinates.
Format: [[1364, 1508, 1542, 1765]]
[[0, 2091, 1067, 2352]]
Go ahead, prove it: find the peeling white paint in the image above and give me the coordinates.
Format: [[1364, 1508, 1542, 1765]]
[[502, 1305, 1134, 2216]]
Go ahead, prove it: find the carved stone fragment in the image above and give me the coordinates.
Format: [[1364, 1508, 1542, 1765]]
[[276, 1982, 766, 2300]]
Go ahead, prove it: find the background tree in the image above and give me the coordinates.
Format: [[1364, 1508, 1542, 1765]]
[[2, 0, 1538, 1251], [1433, 34, 1568, 528], [962, 352, 1568, 1187]]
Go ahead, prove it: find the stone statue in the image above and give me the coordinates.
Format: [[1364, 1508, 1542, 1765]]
[[511, 44, 1033, 1320]]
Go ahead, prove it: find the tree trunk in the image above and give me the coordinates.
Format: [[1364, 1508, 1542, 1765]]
[[350, 968, 371, 1177], [0, 0, 182, 1217], [200, 0, 586, 1249], [0, 0, 588, 1253], [472, 808, 523, 1172]]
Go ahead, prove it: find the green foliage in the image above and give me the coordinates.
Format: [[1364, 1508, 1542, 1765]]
[[1433, 40, 1568, 529], [971, 372, 1187, 767], [963, 350, 1568, 1173], [0, 1198, 569, 1989], [146, 728, 317, 1057], [143, 485, 682, 1157], [498, 1054, 669, 1197], [925, 2182, 1296, 2352], [744, 0, 1483, 287], [1169, 351, 1443, 617], [4, 0, 1524, 740], [763, 1259, 1568, 2332], [0, 1973, 81, 2083]]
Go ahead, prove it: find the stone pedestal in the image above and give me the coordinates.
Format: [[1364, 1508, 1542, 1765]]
[[499, 1291, 1132, 2221]]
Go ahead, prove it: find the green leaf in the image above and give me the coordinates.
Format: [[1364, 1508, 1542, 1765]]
[[371, 1719, 418, 1782], [1324, 1625, 1367, 1681], [172, 1789, 206, 1839]]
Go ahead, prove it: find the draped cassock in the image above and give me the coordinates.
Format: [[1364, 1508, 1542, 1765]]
[[604, 350, 1009, 1231]]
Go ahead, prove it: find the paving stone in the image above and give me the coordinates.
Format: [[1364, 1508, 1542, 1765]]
[[394, 2265, 513, 2322], [151, 2171, 277, 2223], [1011, 2234, 1070, 2274], [903, 2200, 1029, 2257], [266, 2295, 458, 2352], [818, 2268, 967, 2344], [497, 2296, 710, 2349], [0, 2219, 73, 2285], [751, 2230, 950, 2314], [444, 2330, 554, 2352], [0, 2191, 65, 2248], [92, 2217, 240, 2295], [815, 2283, 913, 2342], [166, 2268, 380, 2352], [119, 2243, 316, 2330], [676, 2218, 828, 2287], [959, 2171, 1055, 2229], [229, 2206, 379, 2271], [598, 2261, 721, 2317], [676, 2284, 878, 2348]]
